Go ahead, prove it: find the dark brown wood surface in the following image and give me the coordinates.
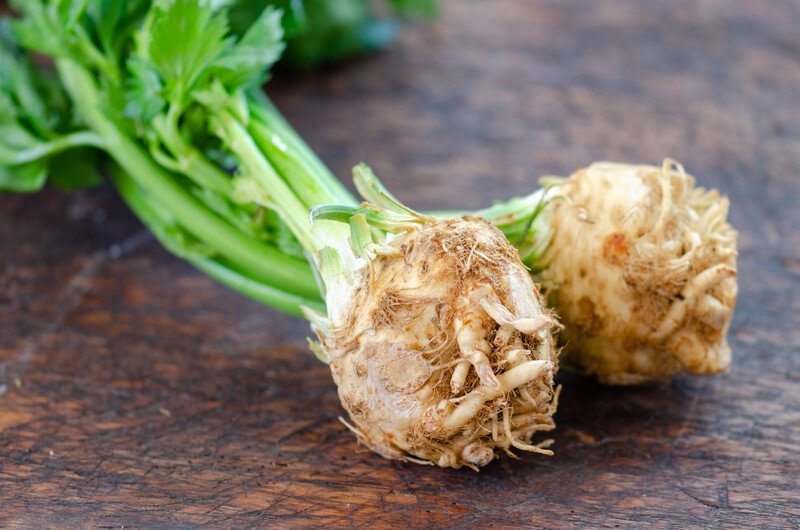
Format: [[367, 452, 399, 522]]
[[2, 1, 799, 527]]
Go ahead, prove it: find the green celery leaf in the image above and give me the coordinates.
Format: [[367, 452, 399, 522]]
[[87, 0, 128, 56], [0, 20, 52, 134], [9, 0, 66, 57], [0, 122, 42, 152], [58, 0, 90, 31], [148, 0, 230, 103], [125, 57, 166, 121], [0, 160, 48, 193], [0, 16, 103, 193], [212, 6, 285, 88], [0, 92, 16, 124]]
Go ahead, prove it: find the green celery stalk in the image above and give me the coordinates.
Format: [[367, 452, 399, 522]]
[[55, 57, 320, 301]]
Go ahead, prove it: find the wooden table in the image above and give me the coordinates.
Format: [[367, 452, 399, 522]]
[[2, 1, 798, 527]]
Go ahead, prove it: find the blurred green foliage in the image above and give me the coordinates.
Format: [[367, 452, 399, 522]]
[[228, 0, 438, 69]]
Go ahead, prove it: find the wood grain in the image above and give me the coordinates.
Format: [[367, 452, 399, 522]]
[[2, 0, 799, 527]]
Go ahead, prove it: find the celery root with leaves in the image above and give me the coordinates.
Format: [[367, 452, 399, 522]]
[[1, 0, 562, 469], [3, 0, 737, 466]]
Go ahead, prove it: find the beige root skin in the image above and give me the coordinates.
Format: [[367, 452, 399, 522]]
[[313, 217, 559, 469], [543, 160, 738, 384]]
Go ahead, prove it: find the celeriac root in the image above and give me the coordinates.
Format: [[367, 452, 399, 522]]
[[543, 160, 738, 384], [310, 216, 559, 469]]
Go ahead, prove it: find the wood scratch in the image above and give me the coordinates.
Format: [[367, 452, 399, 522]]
[[678, 486, 720, 510]]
